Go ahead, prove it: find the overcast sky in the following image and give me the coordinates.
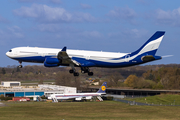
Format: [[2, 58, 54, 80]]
[[0, 0, 179, 67]]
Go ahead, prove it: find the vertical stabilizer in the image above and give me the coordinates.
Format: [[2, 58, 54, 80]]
[[131, 31, 165, 56], [97, 82, 107, 94]]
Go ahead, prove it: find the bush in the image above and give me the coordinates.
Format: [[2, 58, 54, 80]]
[[152, 82, 164, 89], [134, 79, 156, 89], [0, 96, 12, 101], [124, 75, 138, 87]]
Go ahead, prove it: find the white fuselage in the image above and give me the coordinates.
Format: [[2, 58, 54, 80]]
[[5, 31, 165, 76], [6, 47, 131, 68], [49, 93, 103, 100], [5, 31, 165, 69], [6, 47, 127, 61]]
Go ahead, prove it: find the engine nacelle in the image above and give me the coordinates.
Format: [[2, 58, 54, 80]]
[[45, 57, 61, 64], [44, 57, 60, 67], [141, 55, 162, 62], [85, 96, 92, 100], [44, 62, 59, 67], [75, 97, 82, 101]]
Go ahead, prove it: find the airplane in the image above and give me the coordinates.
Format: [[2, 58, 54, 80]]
[[6, 31, 165, 76], [48, 82, 107, 102]]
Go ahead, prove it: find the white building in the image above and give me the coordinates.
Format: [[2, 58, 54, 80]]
[[0, 82, 77, 98], [38, 84, 77, 97], [1, 81, 21, 87]]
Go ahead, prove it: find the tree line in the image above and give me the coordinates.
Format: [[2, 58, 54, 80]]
[[0, 64, 180, 90]]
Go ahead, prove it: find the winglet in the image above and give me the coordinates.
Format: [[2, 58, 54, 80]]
[[61, 46, 67, 51], [97, 82, 107, 94]]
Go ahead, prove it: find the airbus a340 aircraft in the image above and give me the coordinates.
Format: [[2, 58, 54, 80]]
[[6, 31, 165, 76], [48, 82, 107, 102]]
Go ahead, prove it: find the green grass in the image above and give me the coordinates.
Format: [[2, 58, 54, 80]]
[[124, 94, 180, 105], [0, 101, 180, 120]]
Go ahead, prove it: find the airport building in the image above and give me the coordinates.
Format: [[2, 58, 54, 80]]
[[1, 81, 21, 87], [0, 81, 76, 97]]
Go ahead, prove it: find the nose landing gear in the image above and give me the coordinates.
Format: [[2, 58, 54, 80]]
[[18, 61, 23, 68], [18, 65, 23, 68]]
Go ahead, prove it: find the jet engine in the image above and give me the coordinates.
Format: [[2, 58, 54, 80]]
[[44, 57, 61, 67]]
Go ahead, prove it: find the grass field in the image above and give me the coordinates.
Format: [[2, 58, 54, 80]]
[[124, 94, 180, 105], [0, 101, 180, 120]]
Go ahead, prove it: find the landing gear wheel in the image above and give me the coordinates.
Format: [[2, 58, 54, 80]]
[[88, 72, 93, 76], [73, 72, 79, 76], [81, 67, 89, 73], [69, 69, 74, 74], [18, 65, 23, 68]]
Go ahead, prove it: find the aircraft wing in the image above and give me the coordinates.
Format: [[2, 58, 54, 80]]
[[57, 47, 80, 66], [58, 47, 95, 67], [71, 57, 96, 67]]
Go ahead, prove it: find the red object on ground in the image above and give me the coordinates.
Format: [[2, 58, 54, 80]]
[[13, 97, 30, 101]]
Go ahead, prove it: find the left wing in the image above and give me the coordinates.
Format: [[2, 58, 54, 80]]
[[57, 47, 80, 66], [58, 46, 95, 67]]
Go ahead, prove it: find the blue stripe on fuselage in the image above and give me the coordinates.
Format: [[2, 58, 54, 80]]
[[12, 56, 53, 63], [11, 49, 158, 68], [111, 49, 157, 60]]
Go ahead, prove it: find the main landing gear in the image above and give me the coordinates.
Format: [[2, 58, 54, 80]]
[[18, 61, 23, 68], [69, 64, 80, 76], [69, 67, 93, 76], [69, 69, 79, 76], [81, 67, 93, 76]]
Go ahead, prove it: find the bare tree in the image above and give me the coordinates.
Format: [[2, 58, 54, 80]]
[[55, 71, 74, 86], [108, 72, 124, 86]]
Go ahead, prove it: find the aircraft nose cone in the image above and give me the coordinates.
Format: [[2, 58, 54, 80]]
[[6, 52, 9, 56], [6, 51, 11, 58]]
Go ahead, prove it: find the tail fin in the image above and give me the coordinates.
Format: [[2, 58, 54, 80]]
[[97, 82, 107, 94], [131, 31, 165, 56]]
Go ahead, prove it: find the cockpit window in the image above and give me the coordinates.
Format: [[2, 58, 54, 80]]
[[9, 50, 12, 52]]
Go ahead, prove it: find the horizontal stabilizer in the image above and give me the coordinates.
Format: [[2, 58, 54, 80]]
[[162, 55, 173, 58]]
